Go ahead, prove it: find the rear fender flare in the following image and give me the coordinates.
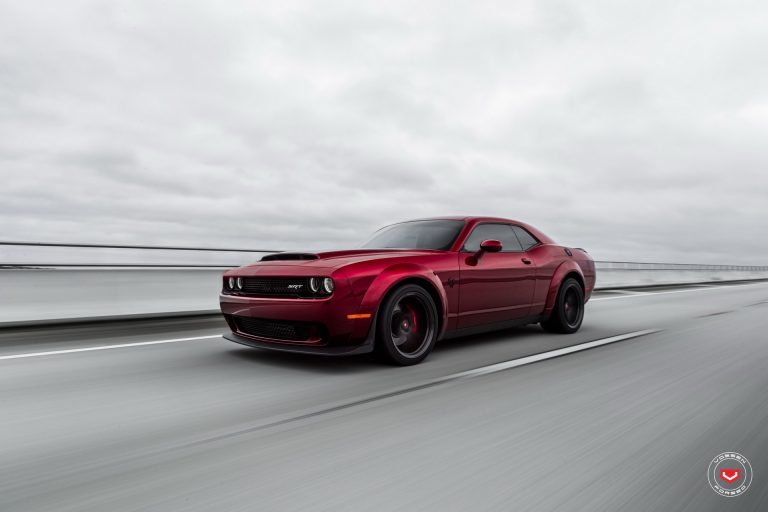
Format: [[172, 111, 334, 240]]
[[543, 261, 585, 316]]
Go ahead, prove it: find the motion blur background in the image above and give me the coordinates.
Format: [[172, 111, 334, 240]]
[[2, 0, 767, 263], [3, 3, 768, 512]]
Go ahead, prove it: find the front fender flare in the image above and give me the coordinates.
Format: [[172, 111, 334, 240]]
[[358, 263, 449, 338]]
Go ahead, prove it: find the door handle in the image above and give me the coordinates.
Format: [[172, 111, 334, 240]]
[[521, 257, 532, 265]]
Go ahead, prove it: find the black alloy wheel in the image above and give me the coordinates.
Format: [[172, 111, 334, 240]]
[[375, 284, 438, 365], [541, 277, 584, 334]]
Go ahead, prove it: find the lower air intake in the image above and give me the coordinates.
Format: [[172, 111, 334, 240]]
[[233, 316, 315, 342]]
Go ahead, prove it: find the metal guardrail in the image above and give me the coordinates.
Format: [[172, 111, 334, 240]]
[[0, 241, 280, 253], [1, 241, 767, 270], [0, 241, 274, 268], [595, 261, 768, 271]]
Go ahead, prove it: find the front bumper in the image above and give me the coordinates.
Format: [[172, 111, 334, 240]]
[[219, 285, 376, 350], [224, 330, 374, 356]]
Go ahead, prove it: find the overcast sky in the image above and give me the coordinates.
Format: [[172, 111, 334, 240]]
[[1, 0, 767, 264]]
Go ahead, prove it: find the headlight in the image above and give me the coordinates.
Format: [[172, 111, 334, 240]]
[[236, 277, 243, 290], [309, 277, 320, 293], [227, 277, 235, 290], [322, 277, 334, 294]]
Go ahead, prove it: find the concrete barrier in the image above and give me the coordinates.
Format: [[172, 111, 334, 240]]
[[595, 261, 768, 288], [0, 242, 269, 326], [2, 261, 768, 326], [0, 268, 230, 326]]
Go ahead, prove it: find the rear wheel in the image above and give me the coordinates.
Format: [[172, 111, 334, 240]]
[[541, 278, 584, 334], [375, 284, 438, 365]]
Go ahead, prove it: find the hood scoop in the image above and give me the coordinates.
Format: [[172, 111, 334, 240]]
[[260, 252, 320, 262]]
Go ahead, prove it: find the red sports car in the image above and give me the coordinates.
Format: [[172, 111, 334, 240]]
[[220, 217, 596, 365]]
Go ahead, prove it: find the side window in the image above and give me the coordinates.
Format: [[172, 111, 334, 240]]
[[511, 226, 540, 251], [462, 224, 524, 252]]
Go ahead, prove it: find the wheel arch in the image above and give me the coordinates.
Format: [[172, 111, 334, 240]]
[[543, 261, 585, 316], [564, 271, 584, 293], [359, 264, 448, 339]]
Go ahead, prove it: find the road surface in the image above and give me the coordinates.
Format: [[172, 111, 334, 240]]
[[1, 281, 767, 511]]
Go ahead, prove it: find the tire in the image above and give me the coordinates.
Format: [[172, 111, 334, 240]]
[[374, 284, 439, 365], [541, 278, 584, 334]]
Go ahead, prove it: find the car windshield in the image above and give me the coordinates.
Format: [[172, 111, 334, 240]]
[[361, 220, 465, 250]]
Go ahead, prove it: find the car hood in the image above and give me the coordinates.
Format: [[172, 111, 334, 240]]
[[245, 249, 446, 269]]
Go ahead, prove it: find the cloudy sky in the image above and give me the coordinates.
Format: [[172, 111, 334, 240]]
[[1, 0, 767, 264]]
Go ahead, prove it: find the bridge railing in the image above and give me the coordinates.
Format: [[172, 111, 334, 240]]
[[595, 261, 768, 271], [0, 241, 274, 268], [1, 242, 767, 326]]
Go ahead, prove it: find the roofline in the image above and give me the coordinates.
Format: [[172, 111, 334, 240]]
[[390, 216, 530, 224], [376, 217, 556, 248]]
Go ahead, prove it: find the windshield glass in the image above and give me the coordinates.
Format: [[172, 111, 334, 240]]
[[361, 220, 465, 250]]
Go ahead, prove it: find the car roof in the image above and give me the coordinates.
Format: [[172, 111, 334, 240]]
[[391, 216, 555, 246], [405, 216, 525, 224]]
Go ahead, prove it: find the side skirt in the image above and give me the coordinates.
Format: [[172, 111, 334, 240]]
[[439, 315, 545, 341]]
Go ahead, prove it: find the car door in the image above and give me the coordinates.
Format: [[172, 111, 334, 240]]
[[458, 223, 537, 329]]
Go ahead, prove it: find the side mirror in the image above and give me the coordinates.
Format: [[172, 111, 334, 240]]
[[479, 239, 502, 253]]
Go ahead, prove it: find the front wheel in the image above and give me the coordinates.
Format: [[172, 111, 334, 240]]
[[375, 284, 438, 365], [541, 278, 584, 334]]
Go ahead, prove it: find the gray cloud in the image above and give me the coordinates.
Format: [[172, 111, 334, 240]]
[[1, 0, 767, 263]]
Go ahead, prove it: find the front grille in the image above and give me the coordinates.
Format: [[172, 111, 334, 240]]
[[240, 277, 311, 298], [234, 316, 315, 342]]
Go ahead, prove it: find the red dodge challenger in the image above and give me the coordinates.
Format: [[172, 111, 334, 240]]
[[220, 217, 595, 365]]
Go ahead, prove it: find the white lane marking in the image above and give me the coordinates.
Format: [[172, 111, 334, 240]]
[[0, 334, 221, 361], [183, 329, 662, 443], [434, 329, 660, 382]]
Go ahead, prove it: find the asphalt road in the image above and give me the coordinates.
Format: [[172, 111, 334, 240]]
[[1, 281, 767, 511]]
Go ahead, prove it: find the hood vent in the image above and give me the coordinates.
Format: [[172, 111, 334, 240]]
[[260, 252, 320, 262]]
